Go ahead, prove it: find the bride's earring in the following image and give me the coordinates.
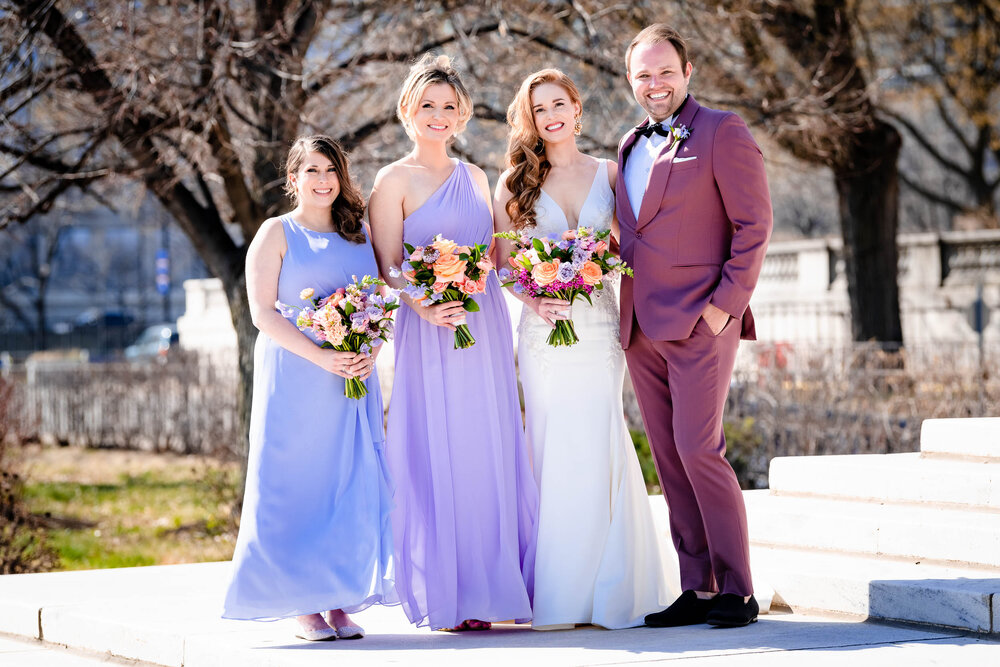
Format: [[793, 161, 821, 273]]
[[574, 116, 582, 136]]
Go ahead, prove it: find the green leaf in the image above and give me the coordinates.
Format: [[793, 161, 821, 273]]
[[464, 299, 480, 312], [532, 237, 545, 252]]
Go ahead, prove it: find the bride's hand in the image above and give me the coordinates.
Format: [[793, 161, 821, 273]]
[[530, 297, 571, 328], [415, 299, 467, 331]]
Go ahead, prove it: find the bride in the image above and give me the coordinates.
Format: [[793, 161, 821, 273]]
[[493, 69, 679, 630]]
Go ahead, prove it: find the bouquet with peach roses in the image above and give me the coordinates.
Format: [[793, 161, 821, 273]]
[[277, 275, 399, 399], [392, 234, 494, 350], [495, 227, 632, 347]]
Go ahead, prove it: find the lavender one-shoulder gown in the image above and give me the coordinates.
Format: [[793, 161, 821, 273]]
[[387, 162, 538, 629]]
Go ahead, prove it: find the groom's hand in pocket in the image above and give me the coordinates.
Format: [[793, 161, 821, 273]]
[[700, 302, 731, 336]]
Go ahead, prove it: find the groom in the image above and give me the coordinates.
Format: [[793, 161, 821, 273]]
[[616, 24, 772, 628]]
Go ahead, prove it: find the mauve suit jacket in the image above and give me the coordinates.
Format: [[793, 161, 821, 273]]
[[616, 96, 773, 348]]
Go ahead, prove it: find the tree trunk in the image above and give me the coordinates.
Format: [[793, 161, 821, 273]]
[[223, 270, 254, 453], [835, 120, 904, 346]]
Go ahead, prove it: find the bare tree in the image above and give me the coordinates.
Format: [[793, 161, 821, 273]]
[[684, 0, 904, 345], [869, 0, 1000, 228], [0, 0, 649, 458]]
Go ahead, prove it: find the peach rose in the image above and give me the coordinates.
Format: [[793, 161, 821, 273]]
[[532, 259, 560, 286], [433, 253, 468, 281], [594, 241, 608, 256], [580, 261, 603, 286], [457, 245, 472, 256], [561, 229, 577, 241], [432, 280, 449, 293], [476, 257, 494, 272], [432, 237, 458, 255]]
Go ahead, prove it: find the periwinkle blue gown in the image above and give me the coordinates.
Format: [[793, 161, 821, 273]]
[[223, 217, 395, 621]]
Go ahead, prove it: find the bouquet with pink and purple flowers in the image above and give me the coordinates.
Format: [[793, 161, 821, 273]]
[[277, 274, 399, 399], [391, 234, 494, 350], [495, 227, 632, 347]]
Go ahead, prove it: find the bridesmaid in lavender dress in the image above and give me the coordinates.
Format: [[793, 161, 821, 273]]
[[369, 54, 538, 631]]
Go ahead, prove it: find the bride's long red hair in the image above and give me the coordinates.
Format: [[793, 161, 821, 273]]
[[503, 69, 582, 231]]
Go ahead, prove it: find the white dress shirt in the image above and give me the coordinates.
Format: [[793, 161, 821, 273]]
[[623, 113, 677, 220]]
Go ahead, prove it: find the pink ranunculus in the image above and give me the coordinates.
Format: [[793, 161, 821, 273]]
[[410, 247, 424, 262], [476, 257, 494, 272], [465, 276, 488, 294], [594, 240, 608, 255], [432, 280, 449, 293], [561, 229, 577, 241]]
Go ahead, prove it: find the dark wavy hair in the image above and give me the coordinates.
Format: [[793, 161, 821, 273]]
[[503, 69, 582, 231], [283, 135, 366, 244]]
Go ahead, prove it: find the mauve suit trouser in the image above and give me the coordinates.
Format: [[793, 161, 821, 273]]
[[624, 314, 753, 597]]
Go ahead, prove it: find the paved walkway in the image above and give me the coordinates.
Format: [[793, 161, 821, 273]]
[[0, 562, 997, 666]]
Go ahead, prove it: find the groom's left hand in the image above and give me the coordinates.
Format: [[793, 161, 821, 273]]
[[700, 303, 731, 336]]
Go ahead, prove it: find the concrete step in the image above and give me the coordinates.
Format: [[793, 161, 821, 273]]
[[921, 417, 1000, 460], [745, 490, 1000, 568], [767, 453, 999, 510], [751, 544, 1000, 634]]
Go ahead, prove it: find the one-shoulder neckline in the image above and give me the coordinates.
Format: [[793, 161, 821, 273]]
[[539, 159, 606, 230], [403, 161, 464, 222], [283, 215, 340, 236]]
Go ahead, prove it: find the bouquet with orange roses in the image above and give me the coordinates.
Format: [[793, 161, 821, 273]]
[[392, 234, 494, 349], [277, 275, 399, 399], [495, 227, 632, 347]]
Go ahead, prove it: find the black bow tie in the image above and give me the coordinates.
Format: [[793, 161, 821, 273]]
[[635, 122, 672, 140]]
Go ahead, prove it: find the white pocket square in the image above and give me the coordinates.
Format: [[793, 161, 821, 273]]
[[673, 156, 698, 163]]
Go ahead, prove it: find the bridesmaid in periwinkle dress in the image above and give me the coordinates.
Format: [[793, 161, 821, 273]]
[[369, 54, 538, 631], [495, 70, 679, 630], [223, 135, 395, 641]]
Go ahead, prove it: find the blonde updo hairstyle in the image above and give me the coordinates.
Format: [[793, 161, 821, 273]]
[[396, 53, 474, 140], [503, 68, 583, 230]]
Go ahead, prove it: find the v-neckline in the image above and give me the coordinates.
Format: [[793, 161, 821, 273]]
[[539, 161, 603, 230], [403, 161, 461, 222]]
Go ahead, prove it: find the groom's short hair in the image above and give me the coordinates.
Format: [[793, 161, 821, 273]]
[[626, 24, 690, 74]]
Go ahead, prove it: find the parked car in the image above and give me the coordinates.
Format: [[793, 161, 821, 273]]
[[124, 323, 179, 361]]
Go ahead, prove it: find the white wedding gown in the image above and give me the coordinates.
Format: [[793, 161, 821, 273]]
[[518, 160, 679, 629]]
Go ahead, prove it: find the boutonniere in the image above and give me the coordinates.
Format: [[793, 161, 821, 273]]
[[670, 124, 691, 147]]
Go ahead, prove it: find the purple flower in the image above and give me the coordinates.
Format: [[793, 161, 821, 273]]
[[512, 282, 525, 294], [275, 301, 296, 318], [498, 268, 512, 281], [422, 248, 440, 262], [556, 240, 572, 250], [350, 312, 370, 332], [365, 305, 385, 321], [402, 284, 425, 300], [607, 256, 621, 266], [557, 262, 577, 283], [360, 342, 371, 355]]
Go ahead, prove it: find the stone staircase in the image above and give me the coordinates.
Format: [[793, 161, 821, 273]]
[[746, 417, 1000, 633]]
